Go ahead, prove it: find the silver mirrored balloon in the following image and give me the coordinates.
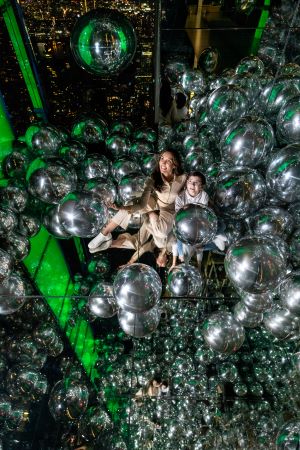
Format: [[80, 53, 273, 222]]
[[43, 205, 71, 239], [133, 128, 156, 143], [71, 116, 108, 143], [58, 141, 87, 166], [234, 301, 263, 328], [181, 69, 206, 95], [18, 214, 41, 237], [288, 201, 300, 227], [118, 175, 146, 204], [0, 273, 26, 315], [228, 73, 262, 105], [225, 236, 287, 293], [264, 307, 299, 340], [48, 380, 89, 422], [207, 85, 248, 129], [214, 167, 266, 218], [105, 133, 130, 159], [140, 153, 156, 176], [220, 116, 274, 168], [167, 265, 202, 297], [277, 95, 300, 144], [174, 204, 218, 246], [260, 77, 300, 118], [266, 144, 300, 203], [247, 207, 294, 238], [113, 263, 162, 313], [202, 312, 245, 354], [240, 290, 273, 313], [112, 158, 140, 183], [88, 283, 117, 318], [280, 273, 300, 316], [4, 150, 29, 179], [276, 420, 300, 450], [31, 126, 62, 155], [79, 154, 110, 180], [3, 232, 30, 261], [28, 159, 77, 204], [0, 249, 13, 281], [118, 305, 161, 338], [235, 56, 265, 76], [184, 148, 214, 173], [83, 178, 117, 204], [199, 47, 219, 74], [235, 0, 257, 15], [0, 208, 17, 236], [110, 120, 133, 137], [58, 192, 108, 238], [0, 186, 27, 212], [70, 8, 137, 76]]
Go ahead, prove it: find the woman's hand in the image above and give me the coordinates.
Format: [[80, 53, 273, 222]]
[[106, 201, 118, 210], [168, 264, 176, 273], [156, 252, 167, 268]]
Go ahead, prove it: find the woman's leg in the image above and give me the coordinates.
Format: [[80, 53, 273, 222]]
[[88, 210, 131, 250]]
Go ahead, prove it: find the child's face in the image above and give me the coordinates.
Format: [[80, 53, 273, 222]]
[[186, 176, 203, 197]]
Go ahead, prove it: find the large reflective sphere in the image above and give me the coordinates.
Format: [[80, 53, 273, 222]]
[[174, 204, 218, 246], [88, 283, 117, 318], [225, 236, 287, 293], [3, 232, 30, 262], [28, 159, 77, 204], [234, 301, 263, 328], [276, 420, 300, 450], [118, 305, 161, 338], [220, 116, 274, 168], [247, 207, 294, 239], [0, 186, 27, 212], [112, 158, 140, 183], [0, 273, 26, 315], [167, 265, 202, 297], [113, 263, 162, 313], [264, 308, 299, 340], [260, 77, 300, 118], [105, 134, 130, 159], [59, 141, 87, 166], [0, 208, 17, 236], [70, 8, 137, 76], [280, 273, 300, 316], [43, 205, 71, 239], [79, 154, 110, 180], [207, 85, 248, 129], [266, 144, 300, 203], [214, 168, 266, 218], [118, 175, 146, 204], [83, 178, 117, 204], [277, 95, 300, 144], [58, 193, 107, 238], [71, 117, 108, 144], [48, 380, 89, 422], [235, 56, 265, 76], [31, 126, 62, 155], [202, 312, 245, 354], [199, 47, 219, 74]]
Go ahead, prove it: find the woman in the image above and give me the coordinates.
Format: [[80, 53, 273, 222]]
[[88, 149, 186, 264]]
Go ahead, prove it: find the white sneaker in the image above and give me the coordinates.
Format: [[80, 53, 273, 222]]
[[89, 236, 112, 253], [88, 232, 112, 250], [213, 234, 227, 251]]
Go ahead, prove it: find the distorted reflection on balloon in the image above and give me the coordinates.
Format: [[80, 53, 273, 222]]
[[167, 265, 202, 297], [220, 116, 274, 168], [118, 305, 161, 338], [88, 283, 117, 318], [174, 204, 218, 246], [214, 167, 266, 218], [247, 207, 294, 239], [58, 141, 87, 166], [118, 175, 146, 204], [234, 301, 263, 328], [266, 144, 300, 203], [202, 312, 245, 354], [43, 205, 71, 239], [207, 85, 248, 129], [0, 186, 28, 212], [58, 193, 107, 238], [225, 236, 287, 293], [48, 380, 89, 421], [71, 116, 108, 143], [28, 159, 77, 204], [113, 263, 161, 313], [70, 8, 137, 76], [280, 273, 300, 316], [0, 273, 26, 315]]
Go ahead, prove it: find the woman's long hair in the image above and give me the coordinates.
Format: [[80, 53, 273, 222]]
[[152, 149, 184, 192]]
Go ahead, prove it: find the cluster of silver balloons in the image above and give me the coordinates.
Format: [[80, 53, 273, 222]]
[[88, 263, 162, 338], [0, 296, 67, 435]]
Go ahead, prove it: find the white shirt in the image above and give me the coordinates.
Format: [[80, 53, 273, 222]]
[[175, 189, 209, 212]]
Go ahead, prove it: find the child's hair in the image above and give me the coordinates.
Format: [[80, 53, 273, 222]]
[[176, 92, 187, 109], [186, 171, 206, 186]]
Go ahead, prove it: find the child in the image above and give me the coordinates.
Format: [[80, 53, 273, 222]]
[[170, 171, 226, 270]]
